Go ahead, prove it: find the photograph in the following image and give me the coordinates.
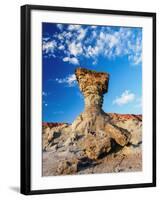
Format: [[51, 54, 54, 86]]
[[21, 5, 156, 194], [42, 23, 143, 176]]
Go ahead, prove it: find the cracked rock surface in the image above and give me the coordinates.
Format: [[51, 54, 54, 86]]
[[42, 68, 142, 176]]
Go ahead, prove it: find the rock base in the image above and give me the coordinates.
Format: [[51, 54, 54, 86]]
[[42, 113, 142, 176]]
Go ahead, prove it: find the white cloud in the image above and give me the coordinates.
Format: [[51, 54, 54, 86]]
[[42, 100, 48, 107], [57, 24, 63, 30], [113, 90, 135, 106], [43, 25, 142, 66], [129, 54, 142, 65], [67, 74, 77, 85], [68, 42, 83, 56], [91, 26, 97, 29], [63, 57, 79, 65], [86, 45, 100, 58], [92, 30, 97, 38], [43, 37, 50, 42], [108, 35, 119, 48], [42, 40, 57, 54], [43, 100, 48, 107], [58, 45, 65, 50], [77, 28, 87, 40], [55, 78, 64, 84], [55, 74, 77, 87], [127, 33, 142, 65], [57, 32, 72, 41], [42, 91, 47, 96], [87, 27, 142, 65], [57, 34, 64, 40], [68, 25, 81, 31]]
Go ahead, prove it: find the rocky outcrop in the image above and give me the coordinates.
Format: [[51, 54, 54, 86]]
[[42, 68, 142, 176], [43, 122, 68, 128], [108, 113, 142, 122]]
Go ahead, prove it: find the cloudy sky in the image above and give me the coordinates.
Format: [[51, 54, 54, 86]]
[[42, 23, 142, 123]]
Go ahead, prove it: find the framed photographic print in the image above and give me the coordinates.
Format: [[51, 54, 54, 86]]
[[21, 4, 156, 195]]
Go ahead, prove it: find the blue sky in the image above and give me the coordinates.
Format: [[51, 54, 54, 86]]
[[42, 23, 142, 123]]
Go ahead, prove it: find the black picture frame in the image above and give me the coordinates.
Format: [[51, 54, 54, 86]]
[[21, 4, 156, 195]]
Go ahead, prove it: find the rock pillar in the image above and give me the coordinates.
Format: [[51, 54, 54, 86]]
[[75, 68, 109, 115]]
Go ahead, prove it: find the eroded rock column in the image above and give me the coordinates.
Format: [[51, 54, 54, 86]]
[[75, 68, 109, 115], [71, 68, 130, 153], [71, 68, 110, 134]]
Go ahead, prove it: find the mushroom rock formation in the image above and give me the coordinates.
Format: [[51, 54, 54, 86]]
[[71, 68, 130, 139], [43, 67, 131, 160], [70, 68, 109, 135], [63, 67, 130, 159]]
